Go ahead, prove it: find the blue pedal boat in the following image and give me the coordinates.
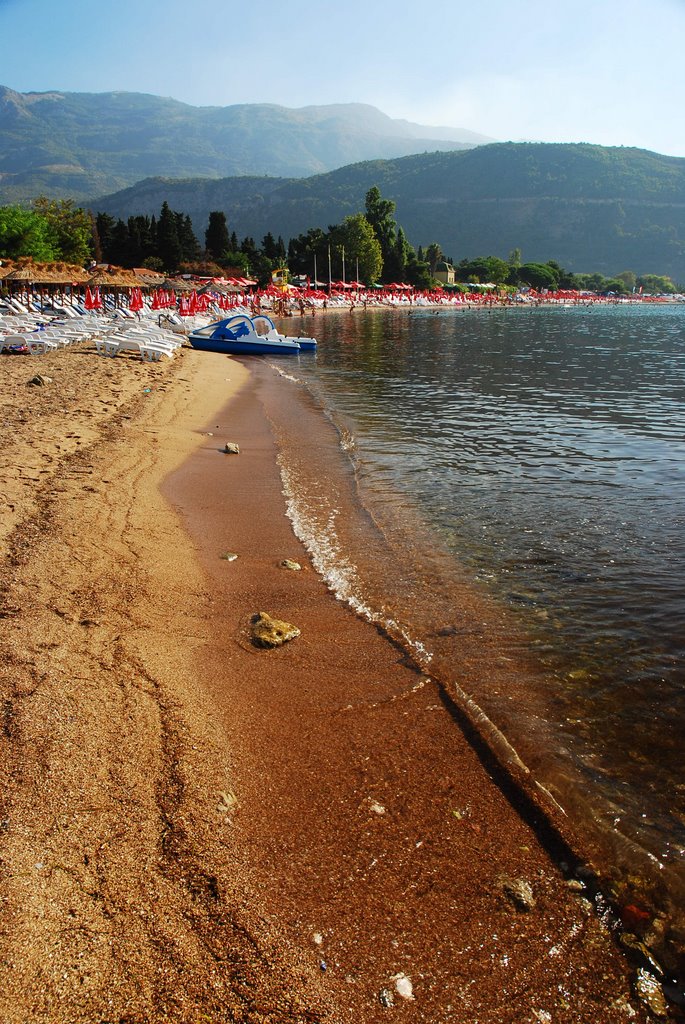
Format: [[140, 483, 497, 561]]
[[189, 314, 315, 355]]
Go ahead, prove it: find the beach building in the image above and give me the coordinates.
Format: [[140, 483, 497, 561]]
[[434, 260, 456, 285]]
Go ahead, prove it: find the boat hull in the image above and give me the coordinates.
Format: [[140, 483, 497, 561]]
[[189, 336, 300, 355]]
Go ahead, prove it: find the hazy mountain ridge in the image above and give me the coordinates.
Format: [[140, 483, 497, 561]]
[[94, 143, 685, 279], [0, 86, 490, 203]]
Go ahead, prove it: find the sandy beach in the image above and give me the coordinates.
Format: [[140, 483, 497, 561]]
[[0, 333, 660, 1022]]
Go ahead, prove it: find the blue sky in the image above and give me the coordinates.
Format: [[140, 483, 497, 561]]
[[1, 0, 684, 157]]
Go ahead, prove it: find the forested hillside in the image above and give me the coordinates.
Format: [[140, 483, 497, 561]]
[[94, 143, 685, 279]]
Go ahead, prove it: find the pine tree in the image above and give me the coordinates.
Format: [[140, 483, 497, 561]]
[[178, 214, 201, 262], [365, 186, 397, 280], [205, 211, 230, 260], [157, 202, 182, 272]]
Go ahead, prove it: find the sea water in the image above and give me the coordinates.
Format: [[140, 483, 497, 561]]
[[259, 302, 685, 924]]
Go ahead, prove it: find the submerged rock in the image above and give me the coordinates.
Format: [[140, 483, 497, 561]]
[[635, 968, 668, 1017], [250, 612, 300, 648], [619, 933, 664, 977], [500, 876, 536, 912]]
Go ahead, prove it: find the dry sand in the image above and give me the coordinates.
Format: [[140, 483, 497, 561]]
[[0, 337, 657, 1022]]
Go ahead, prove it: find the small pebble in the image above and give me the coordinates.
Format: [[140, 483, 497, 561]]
[[392, 973, 414, 1000]]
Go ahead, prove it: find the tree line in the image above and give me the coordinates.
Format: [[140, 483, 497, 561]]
[[0, 192, 680, 295]]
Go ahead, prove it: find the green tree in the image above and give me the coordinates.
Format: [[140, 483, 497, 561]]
[[425, 243, 444, 276], [105, 219, 132, 266], [508, 247, 522, 269], [126, 215, 155, 266], [32, 197, 93, 263], [405, 250, 432, 290], [365, 185, 397, 280], [332, 214, 383, 285], [384, 226, 411, 282], [637, 273, 676, 294], [544, 261, 562, 289], [287, 227, 328, 279], [603, 278, 628, 294], [177, 213, 201, 263], [205, 211, 230, 260], [517, 263, 559, 290], [157, 201, 182, 272], [219, 250, 251, 275], [141, 256, 164, 272], [94, 212, 116, 263], [457, 255, 509, 285], [0, 205, 59, 260], [262, 232, 280, 262], [615, 270, 637, 292], [579, 272, 610, 293]]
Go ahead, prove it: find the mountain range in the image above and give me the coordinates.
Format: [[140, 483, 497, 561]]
[[1, 86, 684, 281], [0, 86, 490, 204]]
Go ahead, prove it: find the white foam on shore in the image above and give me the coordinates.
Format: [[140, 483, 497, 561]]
[[277, 453, 433, 668], [269, 363, 301, 385]]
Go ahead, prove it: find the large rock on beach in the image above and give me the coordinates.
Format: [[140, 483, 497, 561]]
[[250, 612, 300, 648]]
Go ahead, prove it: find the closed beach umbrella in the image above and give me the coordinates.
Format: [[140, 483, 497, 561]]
[[129, 286, 144, 312]]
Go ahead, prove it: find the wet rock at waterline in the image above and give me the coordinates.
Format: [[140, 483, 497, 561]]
[[250, 612, 300, 648], [635, 968, 669, 1017], [500, 876, 536, 912], [280, 559, 302, 571]]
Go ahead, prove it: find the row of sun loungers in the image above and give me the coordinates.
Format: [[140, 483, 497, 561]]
[[0, 315, 109, 354], [0, 309, 188, 360], [93, 325, 185, 361]]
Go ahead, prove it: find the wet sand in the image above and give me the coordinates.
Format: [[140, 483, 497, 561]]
[[0, 337, 657, 1021]]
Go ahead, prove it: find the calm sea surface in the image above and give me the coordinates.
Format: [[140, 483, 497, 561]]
[[266, 303, 685, 916]]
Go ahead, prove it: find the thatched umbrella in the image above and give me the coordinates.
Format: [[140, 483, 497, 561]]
[[86, 266, 143, 308], [30, 261, 89, 307], [133, 267, 166, 288], [163, 277, 198, 293], [5, 260, 38, 309], [39, 261, 89, 284]]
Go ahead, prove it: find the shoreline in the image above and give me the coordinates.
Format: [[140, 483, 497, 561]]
[[0, 339, 662, 1020]]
